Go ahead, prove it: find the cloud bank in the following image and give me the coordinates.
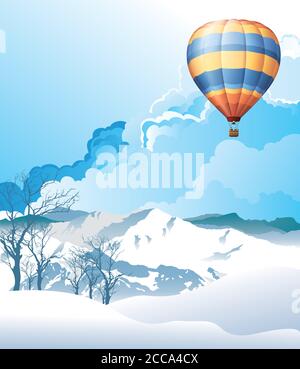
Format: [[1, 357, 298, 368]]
[[1, 35, 300, 221]]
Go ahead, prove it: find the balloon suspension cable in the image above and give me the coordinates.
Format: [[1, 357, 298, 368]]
[[229, 121, 239, 137]]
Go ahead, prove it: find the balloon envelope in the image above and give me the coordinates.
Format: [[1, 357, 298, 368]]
[[187, 19, 281, 122]]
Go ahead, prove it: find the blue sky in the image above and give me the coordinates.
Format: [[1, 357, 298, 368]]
[[1, 1, 300, 220], [0, 0, 187, 179]]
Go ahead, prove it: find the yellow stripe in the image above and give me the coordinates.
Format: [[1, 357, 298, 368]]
[[189, 23, 226, 44], [189, 20, 279, 45], [222, 20, 244, 33], [188, 51, 279, 78], [206, 88, 262, 98], [242, 24, 278, 43]]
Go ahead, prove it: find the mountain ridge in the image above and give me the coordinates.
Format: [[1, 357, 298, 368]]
[[186, 212, 300, 234], [2, 208, 299, 236]]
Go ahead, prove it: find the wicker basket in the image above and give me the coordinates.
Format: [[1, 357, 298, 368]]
[[229, 129, 239, 137]]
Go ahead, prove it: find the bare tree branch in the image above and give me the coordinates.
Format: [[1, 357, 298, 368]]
[[25, 224, 59, 290], [21, 256, 36, 290], [84, 236, 123, 304], [64, 248, 86, 295], [0, 174, 78, 290]]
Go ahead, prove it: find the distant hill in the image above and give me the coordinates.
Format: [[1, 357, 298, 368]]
[[45, 209, 89, 222], [185, 213, 300, 234], [0, 209, 88, 226], [0, 215, 55, 226]]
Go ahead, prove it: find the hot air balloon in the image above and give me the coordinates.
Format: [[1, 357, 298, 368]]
[[187, 19, 281, 137]]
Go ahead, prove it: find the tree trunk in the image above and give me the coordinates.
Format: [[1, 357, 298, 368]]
[[75, 286, 79, 295], [13, 260, 21, 291], [28, 279, 32, 290], [37, 273, 43, 290], [89, 285, 93, 299], [104, 286, 110, 305]]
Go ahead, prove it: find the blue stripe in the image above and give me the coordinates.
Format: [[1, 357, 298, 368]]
[[193, 68, 274, 95], [187, 44, 279, 61], [187, 32, 281, 63]]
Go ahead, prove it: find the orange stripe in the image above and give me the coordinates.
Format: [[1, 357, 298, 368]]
[[207, 92, 260, 119], [207, 93, 232, 118], [236, 94, 260, 117]]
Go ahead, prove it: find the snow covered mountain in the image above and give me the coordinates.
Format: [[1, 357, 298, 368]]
[[15, 208, 296, 300], [37, 209, 218, 299], [3, 208, 300, 301], [112, 208, 300, 274]]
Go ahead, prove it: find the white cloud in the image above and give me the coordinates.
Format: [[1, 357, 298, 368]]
[[148, 65, 199, 116], [205, 135, 300, 203], [263, 91, 299, 106], [149, 66, 185, 115], [141, 110, 205, 152], [265, 35, 300, 104], [280, 35, 300, 59], [141, 65, 213, 153], [200, 101, 212, 121], [149, 88, 183, 115]]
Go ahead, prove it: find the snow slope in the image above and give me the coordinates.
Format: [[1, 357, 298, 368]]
[[2, 208, 300, 348], [112, 267, 300, 335], [0, 291, 300, 349]]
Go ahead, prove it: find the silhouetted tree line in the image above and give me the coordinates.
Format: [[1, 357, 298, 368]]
[[0, 174, 123, 304], [65, 237, 123, 304]]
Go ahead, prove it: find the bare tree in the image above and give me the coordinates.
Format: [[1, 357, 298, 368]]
[[65, 248, 86, 295], [21, 257, 36, 290], [85, 237, 123, 305], [0, 182, 32, 291], [0, 175, 78, 290], [84, 262, 100, 299], [26, 224, 59, 290]]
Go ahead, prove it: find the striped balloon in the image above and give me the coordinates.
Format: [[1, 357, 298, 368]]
[[187, 19, 281, 136]]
